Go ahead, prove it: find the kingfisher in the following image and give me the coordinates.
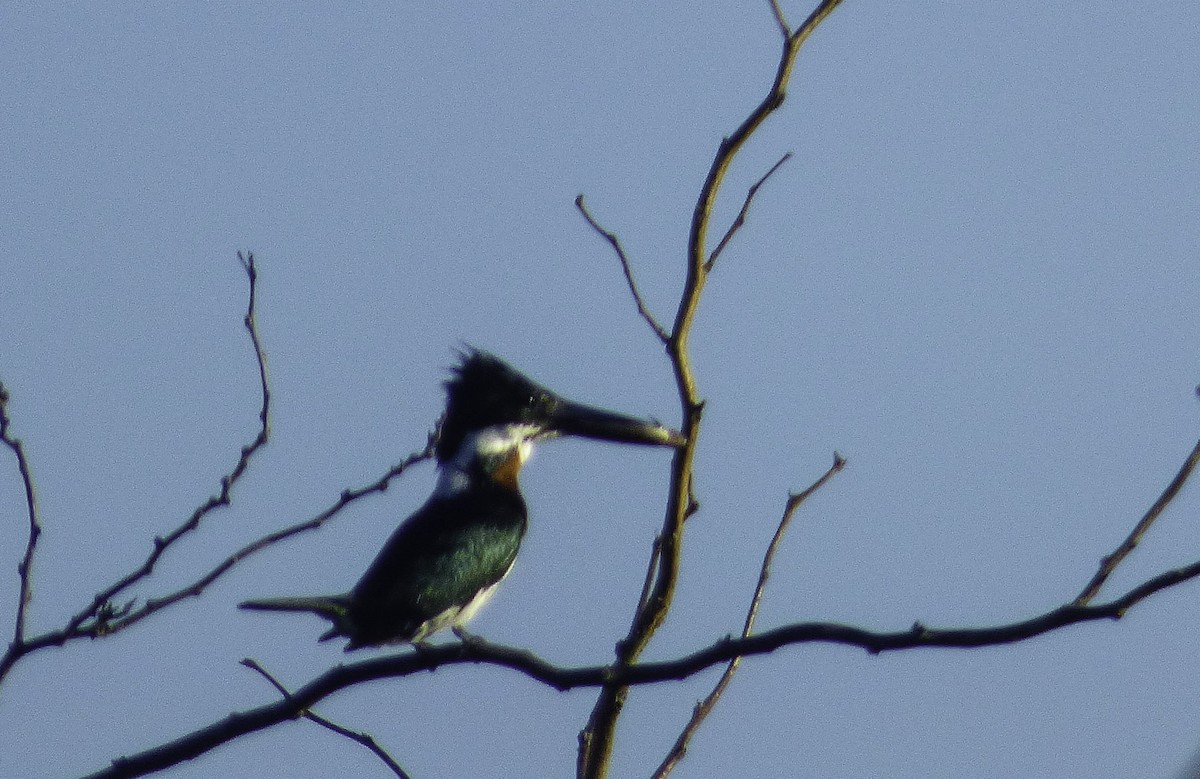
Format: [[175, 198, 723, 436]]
[[240, 349, 684, 649]]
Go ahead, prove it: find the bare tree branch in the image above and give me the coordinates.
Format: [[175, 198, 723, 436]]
[[82, 557, 1200, 779], [705, 152, 792, 271], [105, 435, 436, 635], [9, 1, 1186, 775], [241, 658, 410, 779], [653, 452, 845, 778], [2, 254, 438, 689], [579, 3, 845, 775], [1073, 437, 1200, 606], [575, 194, 670, 343], [0, 382, 41, 650], [767, 0, 791, 37], [0, 257, 432, 667], [1, 255, 272, 682], [71, 253, 272, 636]]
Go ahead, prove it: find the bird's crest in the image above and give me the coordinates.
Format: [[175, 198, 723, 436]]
[[436, 349, 556, 462]]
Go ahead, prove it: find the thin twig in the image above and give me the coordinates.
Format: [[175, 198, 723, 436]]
[[1, 257, 272, 683], [241, 658, 410, 779], [634, 535, 663, 617], [66, 253, 271, 638], [767, 0, 791, 37], [1073, 437, 1200, 605], [653, 452, 844, 778], [5, 332, 434, 679], [578, 3, 845, 776], [106, 438, 436, 633], [0, 382, 41, 648], [83, 557, 1200, 779], [575, 194, 670, 344], [4, 436, 433, 661], [705, 153, 792, 271]]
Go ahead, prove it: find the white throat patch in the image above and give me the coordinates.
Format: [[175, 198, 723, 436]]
[[434, 424, 539, 496]]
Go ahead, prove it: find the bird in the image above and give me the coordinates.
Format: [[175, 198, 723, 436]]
[[240, 349, 684, 649]]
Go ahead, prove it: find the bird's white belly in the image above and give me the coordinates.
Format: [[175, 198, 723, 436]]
[[410, 559, 516, 641]]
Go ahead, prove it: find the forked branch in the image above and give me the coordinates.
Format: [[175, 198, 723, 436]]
[[653, 453, 845, 777], [2, 255, 271, 682], [241, 658, 410, 779], [69, 252, 272, 638], [578, 3, 845, 776]]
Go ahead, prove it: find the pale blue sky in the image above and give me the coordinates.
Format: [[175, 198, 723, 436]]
[[3, 3, 1199, 777]]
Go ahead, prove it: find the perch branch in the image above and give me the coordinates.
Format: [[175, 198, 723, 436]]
[[84, 557, 1200, 779]]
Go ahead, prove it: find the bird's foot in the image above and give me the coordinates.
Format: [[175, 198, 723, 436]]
[[452, 625, 485, 651], [410, 639, 438, 659]]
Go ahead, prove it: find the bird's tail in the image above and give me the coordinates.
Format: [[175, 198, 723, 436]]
[[239, 596, 353, 642]]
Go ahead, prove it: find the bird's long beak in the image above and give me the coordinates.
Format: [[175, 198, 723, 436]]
[[545, 397, 686, 447]]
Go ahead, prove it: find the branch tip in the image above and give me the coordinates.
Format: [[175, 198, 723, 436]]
[[575, 194, 670, 343], [706, 152, 793, 272]]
